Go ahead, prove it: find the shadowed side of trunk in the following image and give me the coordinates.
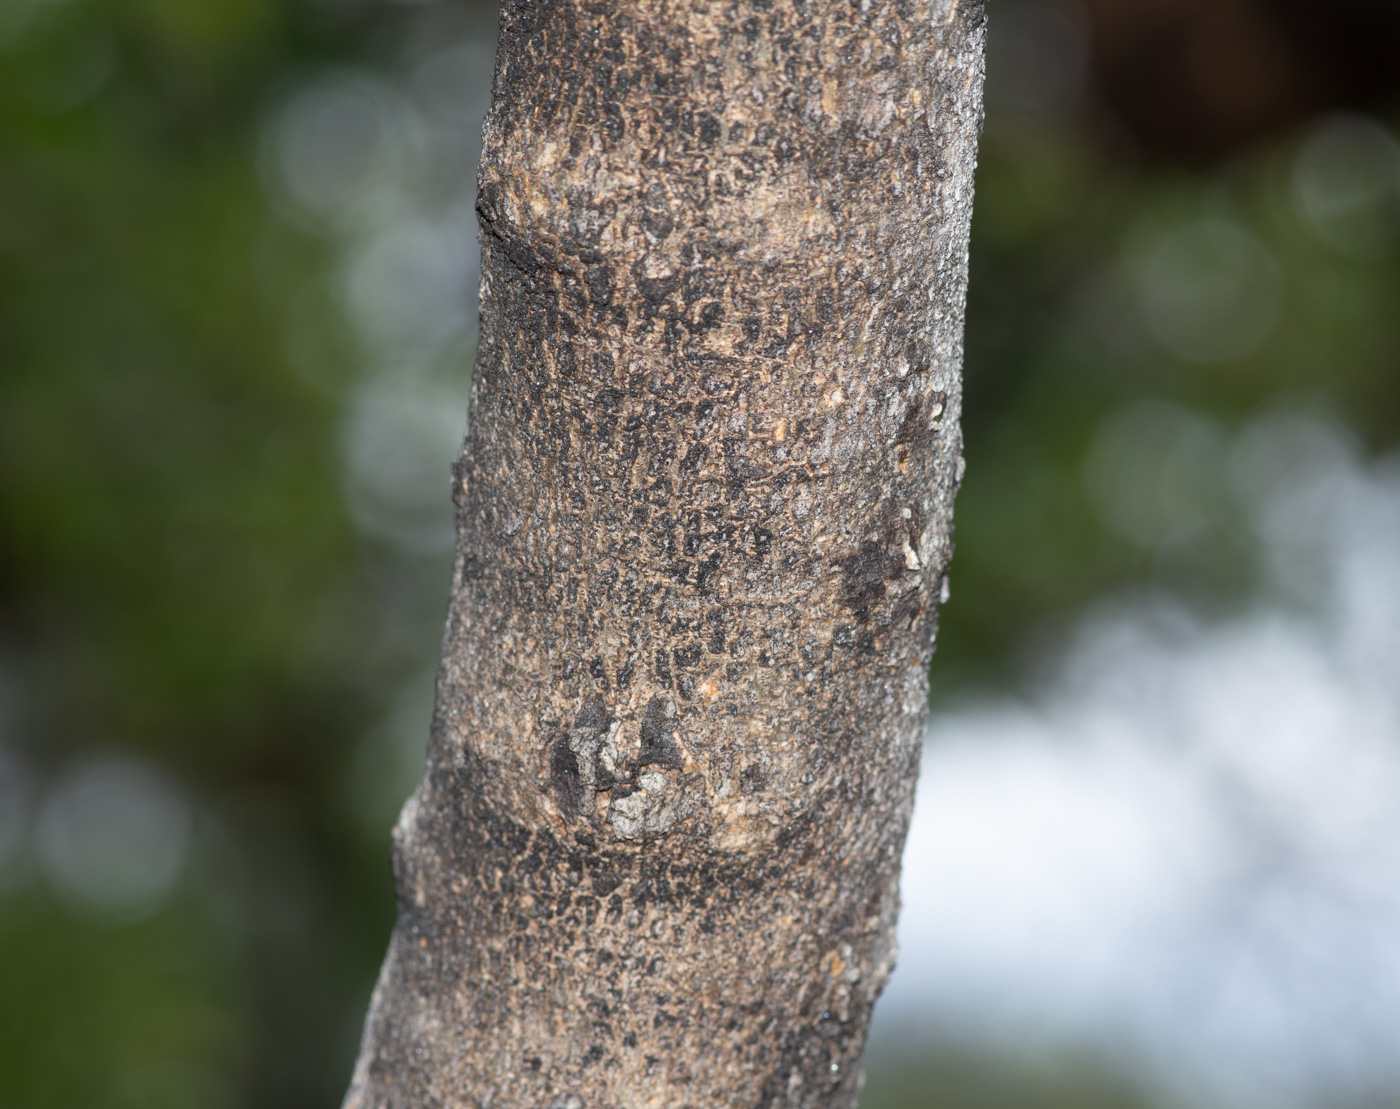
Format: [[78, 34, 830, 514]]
[[344, 0, 984, 1105]]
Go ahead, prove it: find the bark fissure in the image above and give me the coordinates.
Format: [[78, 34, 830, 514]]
[[346, 0, 983, 1105]]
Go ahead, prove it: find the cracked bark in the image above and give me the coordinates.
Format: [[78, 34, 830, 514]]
[[344, 0, 984, 1105]]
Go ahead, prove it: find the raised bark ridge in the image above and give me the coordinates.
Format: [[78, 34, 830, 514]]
[[345, 0, 983, 1105]]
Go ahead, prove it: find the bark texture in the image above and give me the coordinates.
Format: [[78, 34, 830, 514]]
[[345, 0, 983, 1105]]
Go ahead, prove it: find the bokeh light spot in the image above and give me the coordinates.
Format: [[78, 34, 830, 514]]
[[37, 758, 192, 919], [1136, 217, 1281, 364]]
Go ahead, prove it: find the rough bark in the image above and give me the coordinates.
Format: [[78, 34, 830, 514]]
[[344, 0, 983, 1105]]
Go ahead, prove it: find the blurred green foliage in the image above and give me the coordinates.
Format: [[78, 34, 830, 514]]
[[939, 111, 1400, 694], [0, 1, 434, 1105], [860, 1046, 1164, 1109], [1, 0, 1398, 1107]]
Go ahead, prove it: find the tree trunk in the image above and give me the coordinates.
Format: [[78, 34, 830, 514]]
[[344, 0, 983, 1105]]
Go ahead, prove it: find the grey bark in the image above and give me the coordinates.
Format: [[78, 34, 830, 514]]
[[344, 0, 984, 1105]]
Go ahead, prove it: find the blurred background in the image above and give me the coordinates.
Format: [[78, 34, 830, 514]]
[[1, 0, 1397, 1106]]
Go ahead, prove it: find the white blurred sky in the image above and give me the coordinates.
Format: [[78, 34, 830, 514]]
[[876, 424, 1400, 1109]]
